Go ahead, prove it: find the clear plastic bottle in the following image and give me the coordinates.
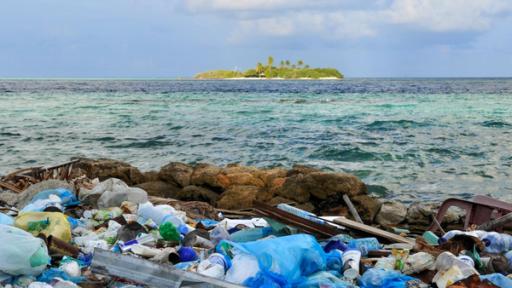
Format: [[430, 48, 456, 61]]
[[482, 232, 512, 254], [137, 202, 185, 227], [276, 204, 325, 225], [439, 230, 488, 244]]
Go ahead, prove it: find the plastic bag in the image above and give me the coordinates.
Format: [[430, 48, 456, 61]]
[[480, 273, 512, 287], [15, 212, 72, 242], [0, 212, 14, 225], [92, 178, 148, 208], [359, 268, 420, 288], [298, 271, 356, 288], [30, 188, 78, 207], [0, 224, 50, 276], [222, 234, 326, 287]]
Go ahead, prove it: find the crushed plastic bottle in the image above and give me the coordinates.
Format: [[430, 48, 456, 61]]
[[482, 232, 512, 253], [347, 237, 381, 256]]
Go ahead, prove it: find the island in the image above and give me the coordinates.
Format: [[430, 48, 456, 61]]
[[195, 56, 343, 80]]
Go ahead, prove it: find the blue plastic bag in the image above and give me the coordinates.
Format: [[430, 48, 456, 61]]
[[359, 268, 420, 288], [0, 213, 14, 225], [481, 273, 512, 287], [36, 268, 84, 283], [221, 234, 327, 287], [30, 188, 79, 207]]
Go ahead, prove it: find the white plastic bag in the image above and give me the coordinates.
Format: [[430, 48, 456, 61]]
[[0, 224, 50, 276]]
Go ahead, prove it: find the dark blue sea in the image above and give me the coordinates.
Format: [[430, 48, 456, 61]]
[[1, 79, 512, 202]]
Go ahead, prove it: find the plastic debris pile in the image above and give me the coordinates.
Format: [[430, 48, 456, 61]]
[[1, 178, 512, 287]]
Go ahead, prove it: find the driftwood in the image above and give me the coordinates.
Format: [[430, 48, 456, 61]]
[[478, 212, 512, 231], [0, 160, 79, 193], [342, 194, 363, 224], [333, 216, 415, 245]]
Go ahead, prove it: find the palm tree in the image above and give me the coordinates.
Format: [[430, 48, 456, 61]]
[[256, 62, 264, 78], [280, 60, 285, 68], [304, 64, 310, 69], [267, 56, 274, 78], [297, 60, 304, 67], [285, 60, 290, 67]]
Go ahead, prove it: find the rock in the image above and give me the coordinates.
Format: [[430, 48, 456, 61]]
[[226, 173, 265, 187], [16, 179, 74, 209], [158, 162, 193, 187], [254, 168, 287, 187], [0, 191, 19, 206], [276, 174, 311, 203], [286, 165, 321, 177], [142, 171, 159, 182], [216, 185, 261, 210], [406, 202, 436, 226], [190, 164, 230, 191], [223, 165, 260, 175], [296, 202, 316, 213], [350, 195, 382, 223], [136, 181, 180, 198], [375, 201, 407, 226], [268, 196, 292, 206], [276, 171, 367, 204], [443, 206, 464, 224], [74, 158, 145, 185], [176, 185, 219, 204]]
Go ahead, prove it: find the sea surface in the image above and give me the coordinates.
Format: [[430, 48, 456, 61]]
[[1, 79, 511, 202]]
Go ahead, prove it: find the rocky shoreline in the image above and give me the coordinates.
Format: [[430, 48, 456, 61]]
[[6, 158, 460, 233]]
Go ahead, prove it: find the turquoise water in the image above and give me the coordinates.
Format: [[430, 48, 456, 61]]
[[1, 79, 511, 202]]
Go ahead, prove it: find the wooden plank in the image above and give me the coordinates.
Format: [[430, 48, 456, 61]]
[[478, 212, 512, 231], [342, 194, 363, 224], [332, 216, 415, 245], [0, 181, 23, 193]]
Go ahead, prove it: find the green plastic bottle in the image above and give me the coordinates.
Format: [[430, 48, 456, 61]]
[[159, 222, 180, 242]]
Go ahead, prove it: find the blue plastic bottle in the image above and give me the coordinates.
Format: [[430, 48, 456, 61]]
[[347, 237, 380, 256], [482, 232, 512, 253]]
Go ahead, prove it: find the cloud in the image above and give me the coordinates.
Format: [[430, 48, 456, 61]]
[[184, 0, 512, 42]]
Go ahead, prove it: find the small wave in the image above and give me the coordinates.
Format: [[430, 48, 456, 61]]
[[0, 132, 21, 137], [365, 119, 429, 131], [480, 120, 512, 128], [309, 146, 393, 162]]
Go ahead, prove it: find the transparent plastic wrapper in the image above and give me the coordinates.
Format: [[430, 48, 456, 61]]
[[358, 268, 419, 288], [15, 212, 72, 242], [402, 252, 435, 275], [222, 234, 326, 287], [0, 224, 50, 276]]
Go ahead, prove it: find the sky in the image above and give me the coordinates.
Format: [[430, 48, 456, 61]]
[[0, 0, 511, 78]]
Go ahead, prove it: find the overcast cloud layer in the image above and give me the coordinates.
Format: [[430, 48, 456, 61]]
[[0, 0, 511, 77]]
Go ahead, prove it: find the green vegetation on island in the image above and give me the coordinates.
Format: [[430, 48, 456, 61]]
[[195, 56, 343, 80]]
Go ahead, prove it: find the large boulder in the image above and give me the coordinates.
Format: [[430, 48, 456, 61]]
[[406, 202, 436, 226], [254, 168, 287, 187], [350, 195, 382, 223], [176, 185, 219, 204], [136, 181, 180, 198], [216, 185, 261, 210], [275, 171, 367, 204], [190, 164, 230, 191], [375, 201, 407, 226], [158, 162, 193, 187], [74, 158, 145, 185], [226, 173, 265, 187]]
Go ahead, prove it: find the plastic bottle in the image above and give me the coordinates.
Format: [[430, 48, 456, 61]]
[[230, 227, 273, 243], [159, 222, 180, 242], [359, 268, 418, 288], [209, 225, 231, 245], [342, 249, 361, 280], [276, 204, 325, 225], [197, 253, 229, 279], [137, 202, 185, 227], [505, 250, 512, 272], [347, 237, 380, 256], [119, 234, 155, 252], [482, 232, 512, 253], [439, 230, 488, 244]]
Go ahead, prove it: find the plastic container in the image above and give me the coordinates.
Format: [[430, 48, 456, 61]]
[[0, 224, 50, 276], [15, 212, 72, 242], [230, 227, 273, 243], [347, 237, 380, 256], [342, 249, 361, 280], [277, 204, 325, 225], [482, 232, 512, 253], [422, 231, 439, 245], [178, 247, 198, 262]]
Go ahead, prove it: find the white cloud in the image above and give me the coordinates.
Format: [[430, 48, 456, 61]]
[[184, 0, 512, 41]]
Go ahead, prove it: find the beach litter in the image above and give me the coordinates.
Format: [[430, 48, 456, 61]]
[[2, 166, 512, 287]]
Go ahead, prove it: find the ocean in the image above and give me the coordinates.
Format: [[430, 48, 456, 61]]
[[1, 78, 511, 202]]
